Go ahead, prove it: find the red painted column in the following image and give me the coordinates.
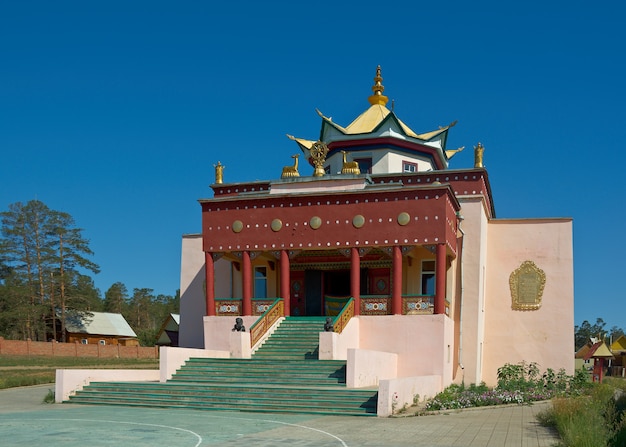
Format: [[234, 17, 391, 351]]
[[242, 251, 252, 316], [280, 250, 290, 317], [350, 247, 360, 315], [392, 246, 402, 315], [204, 252, 215, 316], [435, 243, 447, 315]]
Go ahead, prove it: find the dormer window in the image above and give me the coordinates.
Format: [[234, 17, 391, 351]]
[[403, 161, 418, 173]]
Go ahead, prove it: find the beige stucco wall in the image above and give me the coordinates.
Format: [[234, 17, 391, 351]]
[[457, 197, 489, 385], [179, 234, 232, 348], [481, 218, 574, 386], [358, 314, 454, 385]]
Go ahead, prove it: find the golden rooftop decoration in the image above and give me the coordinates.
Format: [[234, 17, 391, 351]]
[[341, 150, 361, 175], [368, 65, 389, 106], [310, 141, 329, 177], [281, 154, 300, 178], [214, 161, 224, 184], [474, 142, 484, 168]]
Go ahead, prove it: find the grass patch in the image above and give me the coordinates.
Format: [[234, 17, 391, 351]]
[[0, 355, 158, 390], [537, 383, 626, 447]]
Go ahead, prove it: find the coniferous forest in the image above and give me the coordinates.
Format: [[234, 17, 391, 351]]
[[0, 200, 179, 346]]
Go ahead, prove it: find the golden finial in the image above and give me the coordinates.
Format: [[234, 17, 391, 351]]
[[368, 65, 389, 106], [214, 161, 224, 184], [474, 143, 484, 168]]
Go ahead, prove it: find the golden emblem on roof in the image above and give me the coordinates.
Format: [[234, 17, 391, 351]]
[[310, 141, 329, 177]]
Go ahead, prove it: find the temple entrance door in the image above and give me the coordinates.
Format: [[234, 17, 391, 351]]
[[304, 270, 323, 316]]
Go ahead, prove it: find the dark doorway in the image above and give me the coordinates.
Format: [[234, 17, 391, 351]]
[[324, 270, 351, 296], [302, 269, 369, 316], [305, 270, 323, 316]]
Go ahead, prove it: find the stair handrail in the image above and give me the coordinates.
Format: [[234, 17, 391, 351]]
[[332, 297, 354, 334], [249, 298, 284, 347]]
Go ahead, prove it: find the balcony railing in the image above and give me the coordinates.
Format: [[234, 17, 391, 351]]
[[402, 295, 435, 315], [359, 295, 434, 315], [214, 297, 281, 316], [215, 298, 242, 316], [215, 294, 435, 317]]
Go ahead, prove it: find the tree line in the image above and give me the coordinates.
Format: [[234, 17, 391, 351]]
[[0, 200, 178, 346], [575, 318, 624, 351]]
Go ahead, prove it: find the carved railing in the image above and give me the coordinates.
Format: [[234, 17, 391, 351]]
[[249, 299, 284, 348], [332, 298, 354, 334], [402, 295, 434, 315]]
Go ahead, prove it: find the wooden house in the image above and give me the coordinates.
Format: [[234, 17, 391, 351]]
[[58, 311, 139, 346]]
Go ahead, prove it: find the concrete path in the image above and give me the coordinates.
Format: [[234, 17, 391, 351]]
[[0, 384, 560, 446]]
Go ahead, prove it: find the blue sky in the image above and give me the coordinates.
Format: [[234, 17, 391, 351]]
[[1, 1, 624, 329]]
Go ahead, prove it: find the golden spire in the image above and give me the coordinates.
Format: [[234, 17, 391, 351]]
[[214, 161, 224, 184], [368, 65, 389, 106], [474, 143, 484, 168]]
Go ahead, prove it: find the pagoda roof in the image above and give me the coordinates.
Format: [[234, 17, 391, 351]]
[[584, 341, 614, 360], [288, 66, 461, 165]]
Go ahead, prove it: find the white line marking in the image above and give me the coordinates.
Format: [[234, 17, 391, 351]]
[[189, 413, 349, 446], [2, 413, 349, 446], [34, 419, 203, 447], [258, 419, 349, 447]]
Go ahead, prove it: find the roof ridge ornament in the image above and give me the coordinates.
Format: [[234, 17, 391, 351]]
[[368, 65, 389, 106]]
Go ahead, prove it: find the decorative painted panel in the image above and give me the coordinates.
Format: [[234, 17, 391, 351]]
[[369, 268, 390, 295], [253, 299, 277, 316], [361, 296, 391, 315], [215, 299, 242, 316], [290, 271, 305, 316], [402, 295, 434, 315]]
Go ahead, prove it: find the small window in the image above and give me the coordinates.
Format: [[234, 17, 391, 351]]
[[403, 161, 418, 173], [421, 260, 436, 295], [254, 267, 267, 298], [354, 158, 372, 174], [99, 340, 106, 345], [81, 339, 88, 344]]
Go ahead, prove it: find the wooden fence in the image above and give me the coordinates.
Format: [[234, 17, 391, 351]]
[[0, 337, 158, 359]]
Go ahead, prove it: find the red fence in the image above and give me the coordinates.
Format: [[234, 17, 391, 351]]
[[0, 337, 158, 359]]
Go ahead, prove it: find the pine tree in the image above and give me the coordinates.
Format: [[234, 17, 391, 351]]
[[104, 282, 129, 314], [0, 200, 99, 340]]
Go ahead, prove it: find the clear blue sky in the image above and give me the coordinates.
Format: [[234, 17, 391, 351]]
[[1, 2, 624, 330]]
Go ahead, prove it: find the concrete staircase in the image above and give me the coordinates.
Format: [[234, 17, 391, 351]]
[[67, 316, 378, 416]]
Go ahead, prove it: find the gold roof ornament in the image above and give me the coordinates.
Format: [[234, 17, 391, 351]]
[[474, 142, 484, 168], [341, 150, 361, 175], [368, 65, 389, 106], [214, 161, 224, 184], [281, 154, 300, 179], [310, 141, 329, 177]]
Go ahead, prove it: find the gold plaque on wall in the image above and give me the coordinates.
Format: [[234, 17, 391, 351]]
[[509, 260, 546, 311]]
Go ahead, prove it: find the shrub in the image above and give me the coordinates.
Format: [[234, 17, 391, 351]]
[[426, 362, 592, 412]]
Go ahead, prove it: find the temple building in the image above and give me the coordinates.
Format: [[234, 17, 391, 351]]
[[178, 67, 574, 390]]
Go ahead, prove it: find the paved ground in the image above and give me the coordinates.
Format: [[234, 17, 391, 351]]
[[0, 384, 561, 446]]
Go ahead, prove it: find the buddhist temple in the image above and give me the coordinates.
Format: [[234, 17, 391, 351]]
[[178, 66, 574, 406]]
